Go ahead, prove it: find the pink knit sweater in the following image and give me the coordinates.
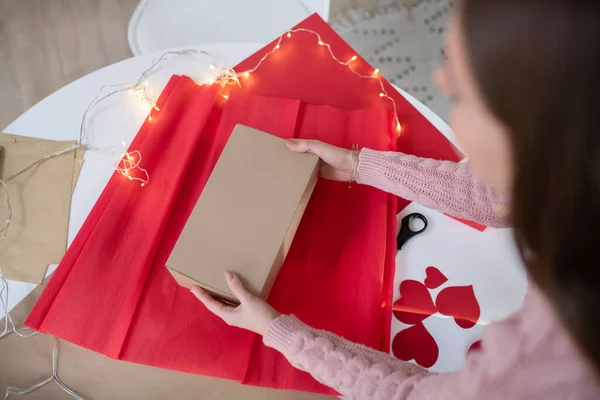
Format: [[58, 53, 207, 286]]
[[263, 149, 599, 399]]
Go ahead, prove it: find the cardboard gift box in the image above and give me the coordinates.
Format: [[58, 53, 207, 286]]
[[167, 124, 319, 304]]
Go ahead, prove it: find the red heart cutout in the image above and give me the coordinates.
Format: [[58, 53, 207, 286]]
[[435, 285, 481, 329], [468, 340, 482, 355], [424, 266, 448, 289], [392, 280, 437, 325], [392, 322, 439, 368]]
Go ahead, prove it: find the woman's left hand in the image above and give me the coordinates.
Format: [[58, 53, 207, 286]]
[[191, 271, 281, 335]]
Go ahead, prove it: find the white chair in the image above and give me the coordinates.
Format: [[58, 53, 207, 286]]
[[128, 0, 331, 56]]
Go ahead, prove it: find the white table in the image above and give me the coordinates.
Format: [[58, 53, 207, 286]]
[[128, 0, 331, 56], [2, 43, 527, 374]]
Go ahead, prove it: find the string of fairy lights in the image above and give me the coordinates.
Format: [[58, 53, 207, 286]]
[[237, 28, 402, 134], [1, 28, 403, 398], [119, 28, 402, 185]]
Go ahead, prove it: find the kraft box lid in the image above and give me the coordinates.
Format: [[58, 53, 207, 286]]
[[167, 125, 319, 304]]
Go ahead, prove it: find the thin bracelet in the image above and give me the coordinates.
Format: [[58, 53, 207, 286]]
[[349, 143, 359, 188]]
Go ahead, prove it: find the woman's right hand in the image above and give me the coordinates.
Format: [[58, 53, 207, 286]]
[[286, 139, 354, 182]]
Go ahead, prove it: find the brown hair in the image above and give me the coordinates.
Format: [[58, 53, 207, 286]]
[[460, 0, 600, 373]]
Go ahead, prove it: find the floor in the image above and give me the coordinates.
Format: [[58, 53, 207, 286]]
[[331, 0, 398, 15], [0, 0, 138, 130], [332, 0, 451, 120]]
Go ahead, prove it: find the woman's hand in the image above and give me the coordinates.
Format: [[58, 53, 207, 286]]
[[191, 271, 281, 336], [287, 139, 353, 182]]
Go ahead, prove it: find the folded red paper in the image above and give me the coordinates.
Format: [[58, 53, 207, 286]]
[[27, 78, 396, 394], [27, 14, 461, 395]]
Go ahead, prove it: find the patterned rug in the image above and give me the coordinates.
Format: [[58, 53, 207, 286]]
[[331, 0, 452, 121]]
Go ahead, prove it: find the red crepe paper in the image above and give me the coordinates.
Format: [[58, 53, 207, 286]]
[[232, 15, 460, 370], [27, 79, 395, 394], [242, 104, 393, 390], [27, 14, 461, 395], [232, 14, 461, 212]]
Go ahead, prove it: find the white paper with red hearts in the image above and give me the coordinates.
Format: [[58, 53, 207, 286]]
[[390, 203, 528, 373]]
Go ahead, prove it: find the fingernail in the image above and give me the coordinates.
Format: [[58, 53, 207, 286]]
[[225, 271, 233, 281], [190, 286, 201, 296]]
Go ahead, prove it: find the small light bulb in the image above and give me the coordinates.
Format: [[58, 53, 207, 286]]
[[287, 32, 291, 38], [121, 141, 127, 147], [373, 68, 380, 75], [222, 94, 229, 99], [350, 55, 358, 62], [396, 122, 402, 132], [209, 64, 215, 70], [275, 44, 280, 49], [148, 115, 153, 121], [141, 183, 146, 187], [244, 71, 250, 77], [154, 106, 160, 111], [128, 175, 133, 180], [379, 93, 385, 97], [318, 40, 324, 46]]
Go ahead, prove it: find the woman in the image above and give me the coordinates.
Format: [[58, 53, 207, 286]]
[[192, 0, 600, 398]]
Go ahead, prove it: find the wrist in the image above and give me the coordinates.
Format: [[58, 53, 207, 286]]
[[259, 310, 281, 336]]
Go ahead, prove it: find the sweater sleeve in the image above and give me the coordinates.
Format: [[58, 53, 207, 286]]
[[263, 315, 434, 399], [356, 148, 509, 228], [264, 315, 496, 400], [263, 290, 594, 400]]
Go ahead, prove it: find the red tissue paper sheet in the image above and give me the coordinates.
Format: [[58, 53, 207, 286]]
[[27, 14, 460, 395], [26, 79, 393, 395]]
